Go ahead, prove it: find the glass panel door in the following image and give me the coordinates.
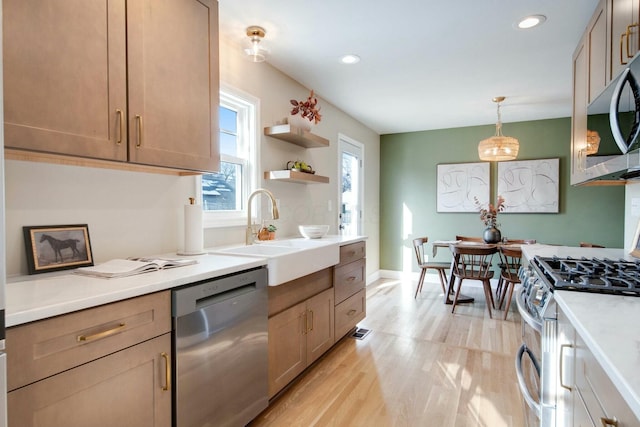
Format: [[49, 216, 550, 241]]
[[339, 136, 363, 235]]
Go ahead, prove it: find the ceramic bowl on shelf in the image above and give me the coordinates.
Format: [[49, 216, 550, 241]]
[[298, 225, 329, 239]]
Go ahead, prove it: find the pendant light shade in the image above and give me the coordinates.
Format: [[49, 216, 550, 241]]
[[244, 26, 268, 63], [478, 97, 519, 161]]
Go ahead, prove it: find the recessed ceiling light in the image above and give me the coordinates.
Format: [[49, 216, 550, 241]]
[[340, 54, 360, 64], [517, 14, 547, 29]]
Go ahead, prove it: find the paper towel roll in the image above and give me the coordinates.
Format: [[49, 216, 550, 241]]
[[183, 202, 204, 255]]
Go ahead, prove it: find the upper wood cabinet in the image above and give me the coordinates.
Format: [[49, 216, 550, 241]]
[[589, 0, 608, 102], [571, 33, 589, 185], [609, 0, 640, 81], [3, 0, 220, 173]]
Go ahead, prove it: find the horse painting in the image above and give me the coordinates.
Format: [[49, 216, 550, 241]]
[[40, 234, 81, 263]]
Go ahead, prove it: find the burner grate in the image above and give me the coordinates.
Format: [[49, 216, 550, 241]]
[[533, 256, 640, 296]]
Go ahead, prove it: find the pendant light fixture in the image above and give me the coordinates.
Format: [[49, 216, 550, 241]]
[[244, 26, 268, 63], [478, 96, 519, 161]]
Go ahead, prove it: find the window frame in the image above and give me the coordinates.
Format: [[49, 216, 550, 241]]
[[199, 83, 260, 228]]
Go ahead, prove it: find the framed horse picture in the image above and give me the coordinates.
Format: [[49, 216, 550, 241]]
[[23, 224, 94, 274]]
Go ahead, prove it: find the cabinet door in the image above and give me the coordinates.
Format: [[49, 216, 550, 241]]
[[571, 33, 589, 185], [127, 0, 220, 172], [268, 301, 307, 398], [557, 307, 575, 427], [589, 0, 608, 101], [3, 0, 128, 161], [610, 0, 640, 80], [8, 334, 171, 427], [306, 288, 335, 365]]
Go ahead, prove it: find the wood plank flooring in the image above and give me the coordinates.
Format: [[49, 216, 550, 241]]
[[249, 276, 526, 427]]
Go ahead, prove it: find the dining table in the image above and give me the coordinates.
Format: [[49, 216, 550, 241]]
[[431, 240, 523, 305]]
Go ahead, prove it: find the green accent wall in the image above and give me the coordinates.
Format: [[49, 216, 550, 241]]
[[379, 117, 625, 270]]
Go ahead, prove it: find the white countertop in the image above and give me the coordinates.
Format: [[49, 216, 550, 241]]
[[6, 235, 367, 327], [6, 253, 266, 327], [521, 244, 640, 420]]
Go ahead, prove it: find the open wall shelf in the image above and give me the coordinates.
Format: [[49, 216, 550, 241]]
[[264, 124, 329, 148], [264, 170, 330, 184]]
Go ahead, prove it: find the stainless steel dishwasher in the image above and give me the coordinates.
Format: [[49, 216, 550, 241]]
[[172, 266, 268, 427]]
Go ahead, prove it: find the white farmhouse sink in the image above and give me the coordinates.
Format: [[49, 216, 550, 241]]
[[211, 239, 340, 286]]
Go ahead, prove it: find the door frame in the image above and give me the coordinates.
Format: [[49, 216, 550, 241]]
[[337, 133, 364, 235]]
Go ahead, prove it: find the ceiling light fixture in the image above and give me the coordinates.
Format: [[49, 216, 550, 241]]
[[244, 26, 268, 63], [517, 14, 547, 29], [478, 96, 520, 162], [340, 54, 361, 64]]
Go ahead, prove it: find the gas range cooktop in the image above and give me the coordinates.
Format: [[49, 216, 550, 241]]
[[532, 255, 640, 296]]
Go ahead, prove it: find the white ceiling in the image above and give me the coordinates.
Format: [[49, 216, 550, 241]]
[[218, 0, 599, 135]]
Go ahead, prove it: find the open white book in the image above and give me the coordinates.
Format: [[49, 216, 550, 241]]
[[75, 257, 198, 279]]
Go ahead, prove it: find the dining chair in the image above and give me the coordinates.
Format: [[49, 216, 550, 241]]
[[580, 242, 605, 248], [497, 246, 523, 320], [495, 239, 536, 300], [413, 237, 450, 298], [449, 244, 497, 318]]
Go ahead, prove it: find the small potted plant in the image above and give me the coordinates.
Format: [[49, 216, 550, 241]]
[[267, 224, 277, 240]]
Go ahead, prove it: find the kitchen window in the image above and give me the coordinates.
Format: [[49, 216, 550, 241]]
[[201, 84, 259, 227]]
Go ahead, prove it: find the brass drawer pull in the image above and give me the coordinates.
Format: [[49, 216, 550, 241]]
[[347, 276, 356, 282], [77, 323, 126, 342], [161, 352, 171, 391], [601, 417, 619, 427], [347, 309, 357, 316], [116, 109, 123, 145]]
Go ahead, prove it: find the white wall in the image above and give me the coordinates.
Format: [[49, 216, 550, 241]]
[[625, 182, 640, 250], [4, 33, 380, 278]]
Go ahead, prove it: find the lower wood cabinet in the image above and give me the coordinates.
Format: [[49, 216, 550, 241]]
[[8, 334, 171, 427], [7, 291, 172, 426], [268, 287, 334, 398], [334, 288, 366, 339], [333, 241, 366, 340]]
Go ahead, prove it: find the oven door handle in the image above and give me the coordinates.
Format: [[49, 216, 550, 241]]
[[516, 288, 543, 333], [515, 343, 541, 417]]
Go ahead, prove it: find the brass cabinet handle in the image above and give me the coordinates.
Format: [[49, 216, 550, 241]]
[[161, 352, 171, 391], [346, 276, 356, 283], [601, 417, 619, 427], [135, 115, 143, 147], [559, 344, 572, 391], [347, 309, 357, 316], [627, 23, 639, 59], [301, 312, 307, 335], [116, 109, 123, 144], [621, 29, 630, 65], [77, 323, 126, 342], [308, 310, 314, 332]]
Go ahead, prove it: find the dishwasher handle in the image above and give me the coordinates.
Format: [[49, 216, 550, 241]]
[[172, 267, 267, 317], [195, 283, 256, 310]]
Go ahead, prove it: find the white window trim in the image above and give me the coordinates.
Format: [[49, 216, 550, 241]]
[[199, 83, 260, 228]]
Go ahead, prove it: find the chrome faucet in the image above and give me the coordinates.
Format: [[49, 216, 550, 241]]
[[246, 188, 279, 245]]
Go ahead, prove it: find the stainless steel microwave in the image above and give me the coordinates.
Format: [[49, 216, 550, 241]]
[[584, 55, 640, 181]]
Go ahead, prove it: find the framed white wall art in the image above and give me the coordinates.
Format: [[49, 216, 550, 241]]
[[497, 158, 559, 213], [436, 162, 490, 212]]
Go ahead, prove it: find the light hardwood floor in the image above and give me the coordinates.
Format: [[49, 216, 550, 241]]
[[250, 276, 526, 427]]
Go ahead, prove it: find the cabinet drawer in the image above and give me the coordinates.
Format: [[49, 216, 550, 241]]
[[334, 289, 366, 340], [8, 333, 171, 427], [338, 241, 365, 266], [334, 258, 365, 304], [575, 334, 637, 425], [7, 291, 171, 391]]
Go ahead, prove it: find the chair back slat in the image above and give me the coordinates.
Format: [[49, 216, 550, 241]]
[[412, 237, 428, 265], [498, 246, 523, 280], [450, 244, 496, 280]]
